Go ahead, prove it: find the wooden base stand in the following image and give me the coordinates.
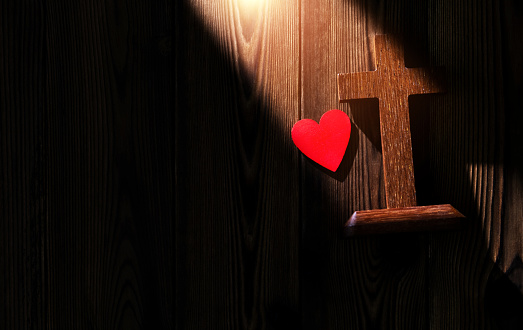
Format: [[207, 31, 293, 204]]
[[344, 204, 465, 236]]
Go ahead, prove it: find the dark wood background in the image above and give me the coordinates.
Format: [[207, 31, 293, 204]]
[[2, 0, 523, 329]]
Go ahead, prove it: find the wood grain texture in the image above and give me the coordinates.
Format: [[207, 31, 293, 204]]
[[175, 0, 300, 329], [46, 1, 174, 328], [2, 0, 522, 329], [345, 204, 466, 236], [0, 2, 48, 329]]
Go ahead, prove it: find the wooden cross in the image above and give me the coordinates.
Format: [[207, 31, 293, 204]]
[[337, 35, 465, 236]]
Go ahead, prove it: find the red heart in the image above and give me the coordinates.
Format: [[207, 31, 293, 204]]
[[291, 109, 351, 172]]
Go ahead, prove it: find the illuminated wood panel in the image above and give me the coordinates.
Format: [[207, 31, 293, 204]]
[[175, 0, 301, 328]]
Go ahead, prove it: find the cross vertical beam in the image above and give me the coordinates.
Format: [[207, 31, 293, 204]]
[[338, 35, 444, 208]]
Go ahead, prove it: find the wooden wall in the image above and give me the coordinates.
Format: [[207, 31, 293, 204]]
[[1, 0, 523, 329]]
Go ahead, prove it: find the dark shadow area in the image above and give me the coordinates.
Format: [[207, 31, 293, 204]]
[[487, 260, 523, 330], [409, 93, 438, 207], [348, 98, 381, 152], [38, 1, 175, 329], [500, 0, 523, 298], [266, 302, 302, 330]]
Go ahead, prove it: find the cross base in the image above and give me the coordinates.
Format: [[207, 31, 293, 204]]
[[344, 204, 465, 236]]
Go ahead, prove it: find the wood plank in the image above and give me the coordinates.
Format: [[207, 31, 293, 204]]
[[425, 0, 505, 328], [301, 1, 431, 329], [175, 1, 300, 328], [0, 3, 48, 329], [46, 1, 174, 328]]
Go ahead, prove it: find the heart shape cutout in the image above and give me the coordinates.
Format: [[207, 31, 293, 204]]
[[291, 109, 351, 172]]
